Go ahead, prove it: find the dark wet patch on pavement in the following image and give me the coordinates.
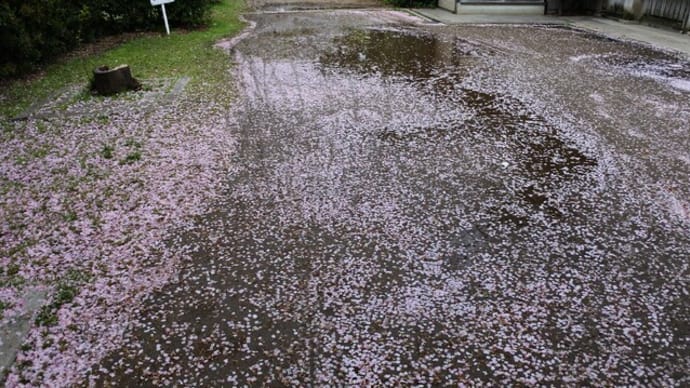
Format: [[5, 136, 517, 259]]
[[567, 37, 690, 92]]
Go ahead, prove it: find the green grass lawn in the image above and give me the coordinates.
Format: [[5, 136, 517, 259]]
[[0, 0, 246, 118]]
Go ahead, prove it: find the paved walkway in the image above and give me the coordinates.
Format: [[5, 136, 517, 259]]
[[91, 8, 690, 386], [412, 8, 690, 57]]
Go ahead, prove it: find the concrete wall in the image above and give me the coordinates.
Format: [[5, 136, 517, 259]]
[[438, 0, 457, 13], [546, 0, 604, 15], [456, 4, 545, 15], [624, 0, 645, 19]]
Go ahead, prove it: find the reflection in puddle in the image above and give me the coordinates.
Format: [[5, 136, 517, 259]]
[[320, 28, 483, 79], [320, 28, 598, 230]]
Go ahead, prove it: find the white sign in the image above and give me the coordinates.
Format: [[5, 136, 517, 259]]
[[150, 0, 175, 35]]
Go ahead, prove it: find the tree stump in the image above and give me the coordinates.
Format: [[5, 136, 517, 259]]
[[92, 65, 141, 96]]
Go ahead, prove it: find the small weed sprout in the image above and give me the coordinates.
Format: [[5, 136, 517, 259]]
[[35, 270, 90, 326], [121, 150, 142, 165], [101, 144, 114, 159]]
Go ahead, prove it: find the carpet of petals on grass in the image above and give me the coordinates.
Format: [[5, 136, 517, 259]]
[[0, 88, 237, 385]]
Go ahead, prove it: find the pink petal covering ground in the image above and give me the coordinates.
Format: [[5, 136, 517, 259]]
[[1, 86, 238, 385], [2, 7, 690, 387]]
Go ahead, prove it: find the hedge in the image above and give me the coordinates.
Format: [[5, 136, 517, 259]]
[[0, 0, 215, 79]]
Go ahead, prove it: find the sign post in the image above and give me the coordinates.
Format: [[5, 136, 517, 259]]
[[150, 0, 175, 35]]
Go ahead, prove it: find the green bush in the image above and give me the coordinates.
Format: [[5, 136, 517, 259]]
[[0, 0, 215, 79]]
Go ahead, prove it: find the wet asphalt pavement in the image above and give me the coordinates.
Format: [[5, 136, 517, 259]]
[[90, 9, 689, 386]]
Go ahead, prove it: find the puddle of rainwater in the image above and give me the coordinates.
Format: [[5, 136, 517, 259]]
[[317, 27, 599, 230], [320, 28, 594, 168], [320, 28, 488, 81]]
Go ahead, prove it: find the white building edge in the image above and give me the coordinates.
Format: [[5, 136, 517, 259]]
[[437, 0, 690, 31]]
